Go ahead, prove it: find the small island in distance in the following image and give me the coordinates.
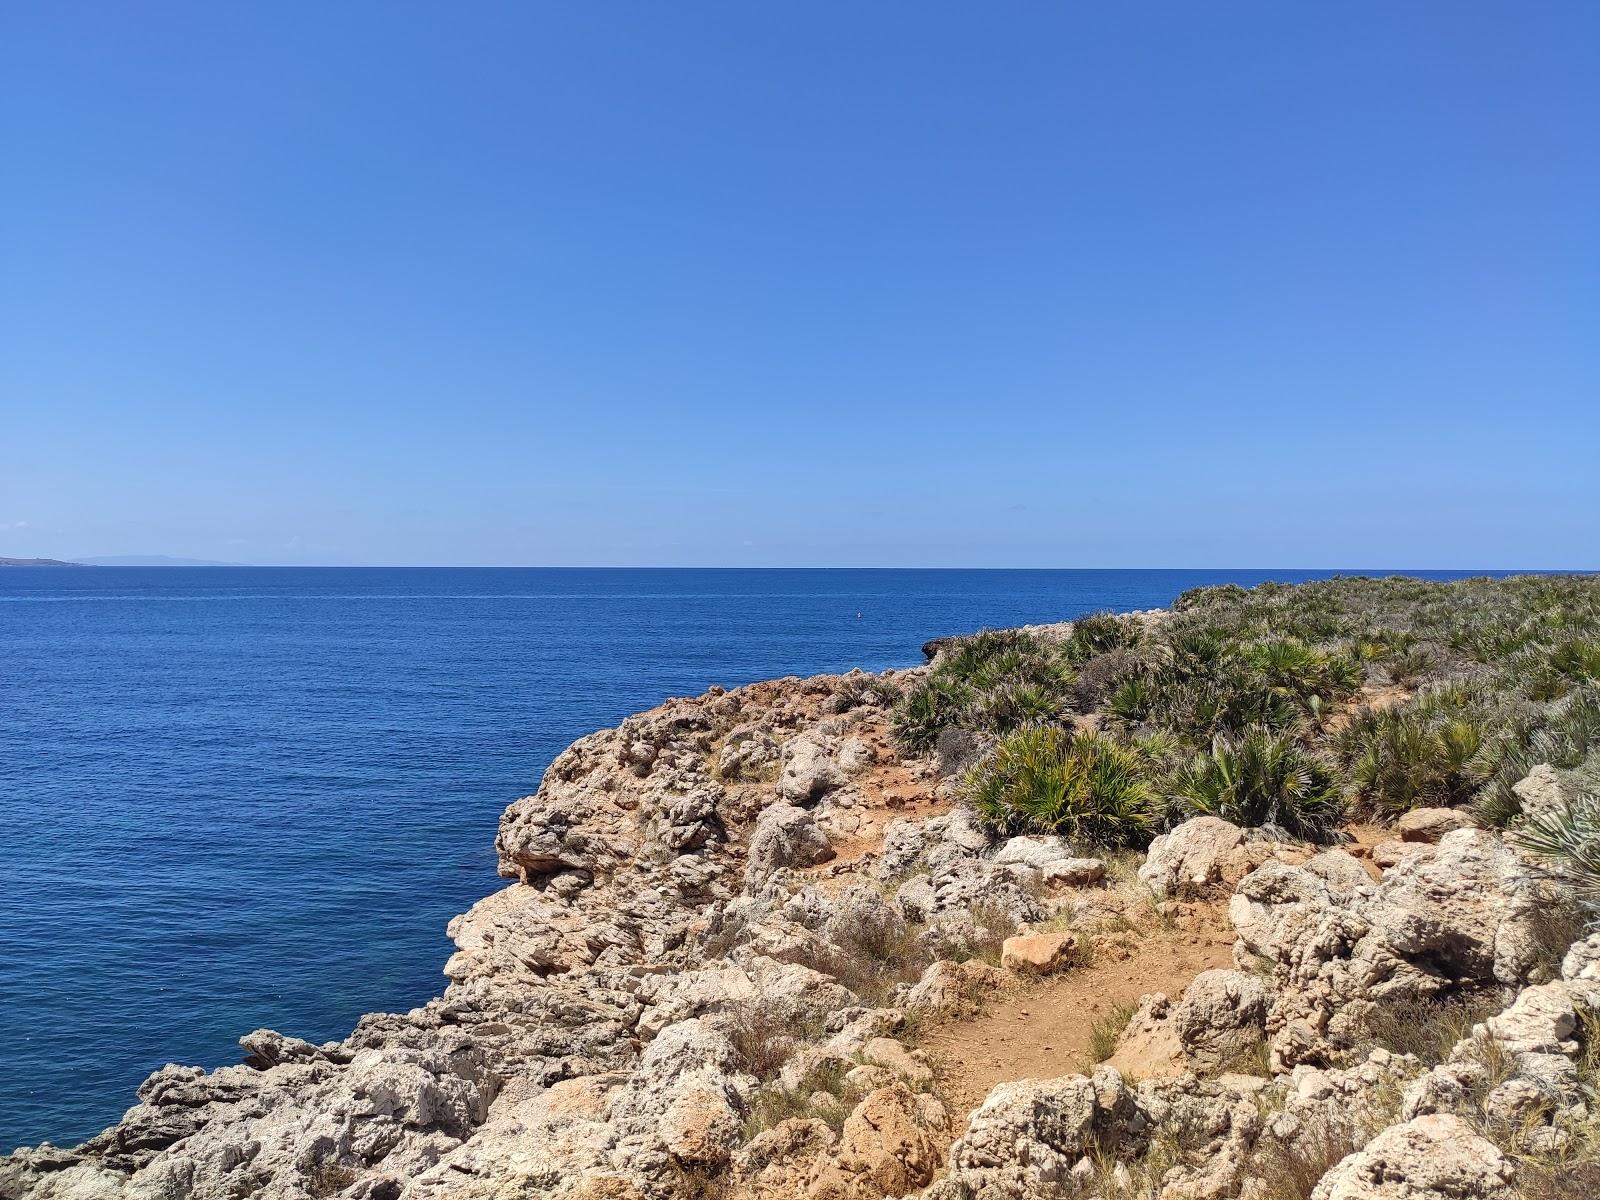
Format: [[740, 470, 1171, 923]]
[[0, 557, 85, 567]]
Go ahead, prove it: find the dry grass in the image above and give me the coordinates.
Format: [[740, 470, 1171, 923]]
[[304, 1163, 359, 1199], [1084, 1001, 1138, 1067], [1519, 1158, 1600, 1200], [740, 1060, 861, 1140], [723, 998, 822, 1082], [785, 920, 928, 1007], [1214, 1031, 1272, 1077], [1354, 991, 1507, 1067], [1243, 1124, 1364, 1200]]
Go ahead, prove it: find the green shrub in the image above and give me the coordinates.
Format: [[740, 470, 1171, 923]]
[[1245, 637, 1356, 704], [891, 628, 1077, 751], [1338, 689, 1495, 814], [1065, 610, 1144, 661], [1106, 672, 1157, 724], [963, 726, 1156, 847], [1172, 727, 1344, 838], [891, 675, 973, 753], [1551, 639, 1600, 685], [1510, 793, 1600, 912]]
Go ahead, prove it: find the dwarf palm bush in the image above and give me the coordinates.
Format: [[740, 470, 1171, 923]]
[[891, 628, 1078, 751], [1173, 727, 1344, 838], [1245, 638, 1359, 704], [1107, 673, 1158, 724], [1510, 793, 1600, 912], [963, 726, 1156, 847], [892, 675, 972, 753], [1065, 610, 1145, 661], [1551, 639, 1600, 685], [1337, 685, 1498, 814], [1476, 690, 1600, 827]]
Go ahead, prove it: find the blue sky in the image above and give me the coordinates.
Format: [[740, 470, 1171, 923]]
[[2, 3, 1595, 567]]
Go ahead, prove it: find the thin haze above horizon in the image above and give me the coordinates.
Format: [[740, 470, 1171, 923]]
[[2, 3, 1596, 568]]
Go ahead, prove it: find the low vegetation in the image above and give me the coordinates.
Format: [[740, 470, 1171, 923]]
[[891, 576, 1600, 871], [962, 725, 1155, 848]]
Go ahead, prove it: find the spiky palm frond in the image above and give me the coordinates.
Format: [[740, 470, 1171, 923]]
[[1173, 727, 1344, 838], [1510, 793, 1600, 910], [963, 726, 1156, 848]]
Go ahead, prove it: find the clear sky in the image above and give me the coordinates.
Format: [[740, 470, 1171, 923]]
[[2, 3, 1595, 567]]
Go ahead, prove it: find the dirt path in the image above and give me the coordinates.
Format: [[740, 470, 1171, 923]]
[[919, 901, 1236, 1118]]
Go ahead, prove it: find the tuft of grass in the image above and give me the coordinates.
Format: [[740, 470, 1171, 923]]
[[723, 998, 823, 1082], [740, 1060, 860, 1140], [1243, 1124, 1366, 1200], [785, 907, 929, 1006], [1355, 992, 1507, 1067], [1084, 1001, 1138, 1066], [1215, 1031, 1272, 1077]]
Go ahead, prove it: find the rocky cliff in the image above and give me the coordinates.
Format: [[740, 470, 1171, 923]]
[[4, 595, 1598, 1200]]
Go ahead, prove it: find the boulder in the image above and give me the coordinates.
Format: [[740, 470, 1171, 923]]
[[746, 803, 834, 889], [1371, 839, 1430, 870], [1512, 763, 1566, 819], [779, 735, 845, 803], [1139, 816, 1246, 896], [1000, 932, 1082, 976], [1309, 1113, 1516, 1200], [939, 1076, 1097, 1199], [657, 1083, 741, 1167], [993, 837, 1105, 885], [1171, 970, 1268, 1073], [860, 1038, 934, 1089], [906, 960, 1007, 1020], [837, 737, 875, 775], [1395, 807, 1473, 843], [809, 1084, 942, 1198]]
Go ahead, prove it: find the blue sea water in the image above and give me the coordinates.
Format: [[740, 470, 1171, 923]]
[[0, 566, 1505, 1150]]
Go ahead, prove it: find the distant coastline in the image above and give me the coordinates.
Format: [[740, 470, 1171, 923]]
[[0, 557, 85, 567]]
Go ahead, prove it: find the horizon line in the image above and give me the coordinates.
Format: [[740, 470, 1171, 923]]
[[26, 563, 1598, 573]]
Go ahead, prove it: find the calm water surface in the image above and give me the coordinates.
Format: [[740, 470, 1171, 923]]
[[0, 567, 1499, 1148]]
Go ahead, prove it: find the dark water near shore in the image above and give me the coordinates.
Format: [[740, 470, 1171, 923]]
[[0, 566, 1505, 1148]]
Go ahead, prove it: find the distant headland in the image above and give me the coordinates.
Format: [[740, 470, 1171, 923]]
[[0, 555, 241, 567]]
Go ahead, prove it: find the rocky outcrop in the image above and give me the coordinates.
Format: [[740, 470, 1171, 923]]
[[6, 625, 1595, 1200], [1228, 830, 1568, 1070], [0, 670, 946, 1200], [1310, 1114, 1516, 1200]]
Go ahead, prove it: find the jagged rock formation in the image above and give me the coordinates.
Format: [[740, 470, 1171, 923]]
[[5, 614, 1597, 1200]]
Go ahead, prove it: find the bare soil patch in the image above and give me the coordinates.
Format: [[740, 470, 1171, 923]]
[[919, 899, 1235, 1118]]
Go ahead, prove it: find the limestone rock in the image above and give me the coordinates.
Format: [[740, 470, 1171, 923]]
[[1512, 763, 1566, 819], [992, 837, 1105, 886], [1395, 807, 1473, 843], [1309, 1113, 1516, 1200], [1139, 816, 1246, 896], [859, 1038, 933, 1089], [780, 734, 845, 804], [905, 960, 1006, 1020], [746, 803, 834, 889], [810, 1084, 941, 1199], [1172, 969, 1268, 1073], [940, 1075, 1096, 1199], [1000, 932, 1081, 976]]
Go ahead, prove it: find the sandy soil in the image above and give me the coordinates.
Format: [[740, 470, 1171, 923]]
[[919, 898, 1236, 1118]]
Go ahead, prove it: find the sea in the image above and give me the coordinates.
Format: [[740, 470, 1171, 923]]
[[0, 566, 1505, 1149]]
